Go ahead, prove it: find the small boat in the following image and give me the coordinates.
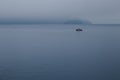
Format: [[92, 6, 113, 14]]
[[76, 28, 83, 31]]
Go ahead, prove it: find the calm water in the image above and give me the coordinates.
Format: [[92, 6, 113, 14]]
[[0, 24, 120, 80]]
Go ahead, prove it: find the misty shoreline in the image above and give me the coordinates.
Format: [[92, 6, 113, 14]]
[[0, 23, 120, 26]]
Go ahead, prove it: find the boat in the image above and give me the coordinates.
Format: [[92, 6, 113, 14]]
[[75, 28, 83, 31]]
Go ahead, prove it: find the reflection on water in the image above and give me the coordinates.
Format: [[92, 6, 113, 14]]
[[0, 24, 120, 80]]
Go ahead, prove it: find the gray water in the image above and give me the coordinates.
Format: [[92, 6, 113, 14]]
[[0, 24, 120, 80]]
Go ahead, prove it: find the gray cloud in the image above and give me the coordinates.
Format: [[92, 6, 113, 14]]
[[0, 0, 120, 24]]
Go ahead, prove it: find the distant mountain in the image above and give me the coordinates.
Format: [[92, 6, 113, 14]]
[[63, 20, 92, 24], [0, 19, 92, 24]]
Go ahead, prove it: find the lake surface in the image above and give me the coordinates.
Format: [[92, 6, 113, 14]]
[[0, 24, 120, 80]]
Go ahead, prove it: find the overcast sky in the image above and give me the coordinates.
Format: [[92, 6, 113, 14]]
[[0, 0, 120, 24]]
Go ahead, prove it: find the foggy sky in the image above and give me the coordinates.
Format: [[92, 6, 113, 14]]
[[0, 0, 120, 24]]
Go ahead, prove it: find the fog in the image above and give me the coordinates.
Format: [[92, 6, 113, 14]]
[[0, 0, 120, 24]]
